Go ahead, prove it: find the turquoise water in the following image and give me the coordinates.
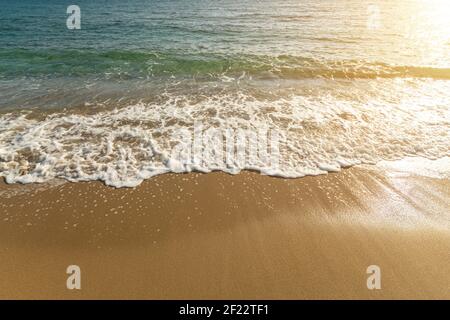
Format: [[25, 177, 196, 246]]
[[1, 0, 450, 109], [0, 0, 449, 186]]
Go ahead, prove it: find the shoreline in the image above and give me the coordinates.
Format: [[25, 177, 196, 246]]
[[0, 167, 449, 299]]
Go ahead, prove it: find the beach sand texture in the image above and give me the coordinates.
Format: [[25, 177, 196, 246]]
[[0, 167, 449, 299]]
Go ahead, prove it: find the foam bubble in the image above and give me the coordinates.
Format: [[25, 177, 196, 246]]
[[0, 79, 449, 187], [377, 157, 450, 179]]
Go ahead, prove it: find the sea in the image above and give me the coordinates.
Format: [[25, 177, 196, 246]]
[[0, 0, 449, 187]]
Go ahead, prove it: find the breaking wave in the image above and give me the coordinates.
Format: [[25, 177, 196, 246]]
[[1, 49, 450, 80], [1, 79, 449, 187]]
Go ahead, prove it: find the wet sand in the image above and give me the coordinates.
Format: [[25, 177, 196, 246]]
[[0, 167, 449, 299]]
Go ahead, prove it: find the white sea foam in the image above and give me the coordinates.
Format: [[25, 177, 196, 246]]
[[0, 80, 449, 187], [377, 157, 450, 179]]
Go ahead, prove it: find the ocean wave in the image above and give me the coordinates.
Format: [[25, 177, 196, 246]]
[[1, 49, 449, 80], [0, 84, 449, 187]]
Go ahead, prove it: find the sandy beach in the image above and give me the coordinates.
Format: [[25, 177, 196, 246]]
[[2, 0, 450, 304], [0, 166, 449, 299]]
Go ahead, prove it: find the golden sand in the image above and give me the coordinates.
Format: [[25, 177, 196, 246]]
[[0, 167, 449, 299]]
